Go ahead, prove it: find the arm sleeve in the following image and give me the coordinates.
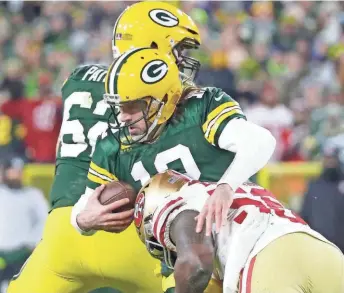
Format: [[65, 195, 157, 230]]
[[216, 118, 276, 191], [71, 134, 119, 235]]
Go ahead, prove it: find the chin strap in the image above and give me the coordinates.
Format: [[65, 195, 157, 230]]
[[134, 102, 165, 143]]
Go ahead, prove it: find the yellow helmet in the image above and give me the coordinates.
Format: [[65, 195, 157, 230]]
[[104, 47, 182, 144], [112, 1, 201, 83], [134, 170, 191, 268]]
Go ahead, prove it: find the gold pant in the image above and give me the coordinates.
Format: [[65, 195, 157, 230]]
[[7, 207, 161, 293], [240, 233, 344, 293]]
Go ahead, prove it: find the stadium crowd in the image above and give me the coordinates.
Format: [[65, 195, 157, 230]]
[[0, 2, 344, 293], [0, 0, 344, 163]]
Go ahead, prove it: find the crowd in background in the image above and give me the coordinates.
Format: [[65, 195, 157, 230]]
[[0, 1, 344, 163], [0, 2, 344, 290]]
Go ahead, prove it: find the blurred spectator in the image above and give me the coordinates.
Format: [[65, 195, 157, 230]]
[[0, 156, 48, 293], [245, 80, 294, 161], [301, 138, 344, 253], [283, 99, 309, 161], [249, 1, 276, 45], [304, 99, 344, 160], [272, 15, 299, 52], [0, 73, 62, 162], [0, 59, 24, 100], [0, 111, 26, 163]]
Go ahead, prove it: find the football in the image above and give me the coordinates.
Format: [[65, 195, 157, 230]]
[[99, 181, 136, 212]]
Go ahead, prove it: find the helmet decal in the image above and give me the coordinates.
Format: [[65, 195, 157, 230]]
[[134, 192, 145, 228], [149, 9, 179, 27], [141, 60, 168, 84]]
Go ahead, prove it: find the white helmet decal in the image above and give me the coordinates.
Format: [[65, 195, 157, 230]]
[[149, 9, 179, 27], [141, 60, 169, 84], [134, 192, 145, 228]]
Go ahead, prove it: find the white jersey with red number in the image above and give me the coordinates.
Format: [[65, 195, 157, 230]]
[[152, 180, 337, 293]]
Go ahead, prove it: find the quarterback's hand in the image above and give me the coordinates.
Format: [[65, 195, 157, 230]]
[[196, 184, 234, 236], [76, 185, 134, 233]]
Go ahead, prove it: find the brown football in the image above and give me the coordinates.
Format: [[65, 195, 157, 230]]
[[99, 181, 136, 212]]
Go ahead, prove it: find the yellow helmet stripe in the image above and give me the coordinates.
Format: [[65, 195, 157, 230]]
[[107, 47, 151, 95]]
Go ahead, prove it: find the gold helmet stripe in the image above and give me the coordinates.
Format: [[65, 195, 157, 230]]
[[107, 47, 151, 95], [105, 59, 117, 95]]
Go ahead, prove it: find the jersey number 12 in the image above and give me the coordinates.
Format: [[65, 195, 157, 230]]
[[131, 144, 201, 186]]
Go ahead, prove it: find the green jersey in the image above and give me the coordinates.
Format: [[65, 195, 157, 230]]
[[51, 64, 112, 208], [57, 64, 111, 167], [86, 87, 246, 192]]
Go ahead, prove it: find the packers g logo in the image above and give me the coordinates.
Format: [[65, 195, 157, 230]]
[[134, 192, 145, 228], [141, 60, 168, 84], [149, 9, 179, 27]]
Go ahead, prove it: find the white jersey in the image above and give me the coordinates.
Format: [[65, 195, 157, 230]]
[[152, 180, 337, 293]]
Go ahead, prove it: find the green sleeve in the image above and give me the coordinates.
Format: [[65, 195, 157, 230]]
[[201, 87, 246, 147], [61, 64, 108, 99], [86, 130, 119, 190], [61, 65, 84, 94]]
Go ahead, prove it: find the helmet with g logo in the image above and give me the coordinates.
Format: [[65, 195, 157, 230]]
[[141, 60, 169, 84], [112, 1, 201, 84], [104, 47, 182, 144]]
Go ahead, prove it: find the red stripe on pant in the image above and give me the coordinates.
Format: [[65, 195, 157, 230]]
[[240, 256, 256, 293]]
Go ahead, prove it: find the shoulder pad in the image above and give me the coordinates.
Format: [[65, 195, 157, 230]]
[[67, 64, 108, 83]]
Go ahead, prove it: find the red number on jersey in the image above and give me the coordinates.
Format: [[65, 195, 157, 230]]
[[232, 187, 306, 225]]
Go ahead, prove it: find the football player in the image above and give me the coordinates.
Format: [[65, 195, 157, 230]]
[[135, 170, 344, 293], [112, 1, 201, 85], [72, 48, 275, 260], [7, 2, 201, 293]]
